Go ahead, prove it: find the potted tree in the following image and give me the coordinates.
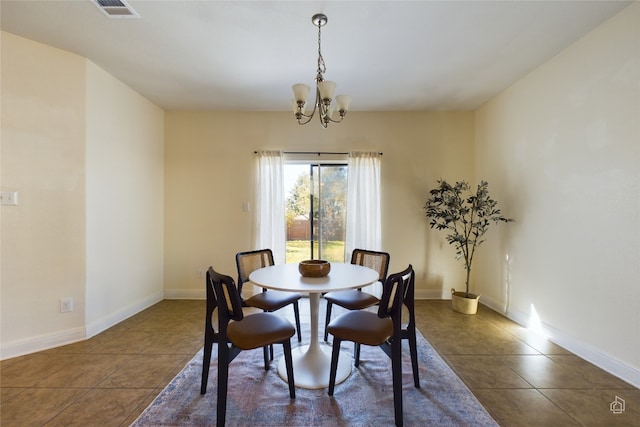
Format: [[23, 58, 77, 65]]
[[424, 180, 513, 314]]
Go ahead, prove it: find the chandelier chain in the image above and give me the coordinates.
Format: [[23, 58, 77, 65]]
[[316, 21, 326, 79]]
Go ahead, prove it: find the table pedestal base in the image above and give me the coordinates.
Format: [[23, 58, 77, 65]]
[[277, 343, 352, 389]]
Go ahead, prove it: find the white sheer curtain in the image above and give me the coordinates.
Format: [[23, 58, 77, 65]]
[[345, 152, 382, 258], [254, 150, 286, 264]]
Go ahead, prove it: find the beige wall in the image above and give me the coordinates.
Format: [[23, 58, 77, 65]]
[[85, 62, 165, 336], [474, 3, 639, 383], [1, 32, 165, 357], [1, 32, 87, 355], [163, 111, 475, 298]]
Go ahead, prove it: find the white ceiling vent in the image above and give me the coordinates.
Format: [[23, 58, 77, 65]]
[[92, 0, 140, 19]]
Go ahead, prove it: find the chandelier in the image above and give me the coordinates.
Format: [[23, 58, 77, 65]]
[[292, 13, 351, 128]]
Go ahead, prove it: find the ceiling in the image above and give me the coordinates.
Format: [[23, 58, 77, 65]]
[[0, 0, 631, 112]]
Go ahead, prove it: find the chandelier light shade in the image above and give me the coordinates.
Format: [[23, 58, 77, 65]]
[[292, 13, 351, 128]]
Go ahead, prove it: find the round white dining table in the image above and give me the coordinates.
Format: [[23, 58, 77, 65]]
[[249, 262, 379, 389]]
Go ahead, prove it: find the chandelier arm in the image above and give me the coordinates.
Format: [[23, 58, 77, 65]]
[[296, 114, 314, 125], [325, 114, 346, 124], [309, 89, 320, 117], [316, 88, 329, 127], [297, 105, 316, 119], [296, 90, 320, 125]]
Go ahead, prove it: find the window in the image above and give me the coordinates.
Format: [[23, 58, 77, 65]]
[[255, 151, 381, 265], [285, 161, 347, 263]]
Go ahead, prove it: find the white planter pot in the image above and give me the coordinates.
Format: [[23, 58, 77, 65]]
[[451, 288, 480, 314]]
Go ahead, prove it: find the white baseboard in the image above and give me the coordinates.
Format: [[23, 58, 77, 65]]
[[1, 291, 164, 361], [85, 291, 164, 338], [164, 288, 205, 300], [1, 327, 86, 360], [416, 289, 451, 299], [480, 295, 640, 389]]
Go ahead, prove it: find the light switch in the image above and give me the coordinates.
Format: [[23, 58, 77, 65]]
[[0, 191, 18, 206], [242, 201, 250, 212]]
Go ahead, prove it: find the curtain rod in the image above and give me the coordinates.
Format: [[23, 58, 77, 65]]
[[253, 151, 383, 155]]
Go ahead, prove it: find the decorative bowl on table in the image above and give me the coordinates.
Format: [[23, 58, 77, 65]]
[[298, 260, 331, 277]]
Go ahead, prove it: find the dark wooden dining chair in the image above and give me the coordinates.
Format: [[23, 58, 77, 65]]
[[323, 249, 390, 343], [200, 265, 275, 394], [236, 249, 302, 359], [327, 265, 419, 427], [201, 266, 296, 427]]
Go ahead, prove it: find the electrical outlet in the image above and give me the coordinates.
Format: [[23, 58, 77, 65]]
[[60, 297, 73, 313]]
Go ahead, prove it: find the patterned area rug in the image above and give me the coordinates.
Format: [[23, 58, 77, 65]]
[[132, 325, 497, 426]]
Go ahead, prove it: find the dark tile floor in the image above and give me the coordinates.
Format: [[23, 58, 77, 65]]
[[1, 299, 638, 426]]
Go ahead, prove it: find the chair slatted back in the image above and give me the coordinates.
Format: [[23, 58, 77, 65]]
[[208, 267, 244, 324], [377, 265, 414, 323], [236, 249, 274, 292], [204, 266, 218, 334], [351, 249, 390, 282], [401, 266, 416, 312]]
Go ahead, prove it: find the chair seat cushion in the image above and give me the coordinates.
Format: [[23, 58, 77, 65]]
[[324, 289, 379, 310], [245, 291, 301, 311], [328, 310, 393, 346], [228, 312, 295, 350]]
